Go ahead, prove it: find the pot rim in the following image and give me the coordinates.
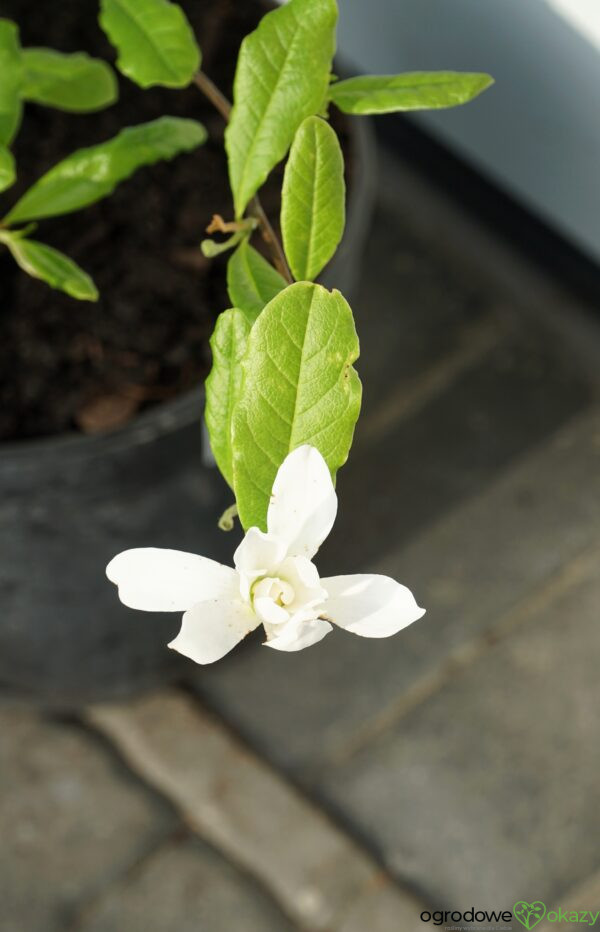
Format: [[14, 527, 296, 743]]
[[1, 115, 376, 470]]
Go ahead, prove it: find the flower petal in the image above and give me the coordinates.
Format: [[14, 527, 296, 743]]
[[234, 527, 287, 577], [106, 548, 238, 613], [264, 616, 332, 652], [169, 599, 258, 665], [322, 574, 425, 638], [234, 528, 288, 601], [267, 445, 337, 559], [277, 556, 327, 613], [254, 595, 290, 626]]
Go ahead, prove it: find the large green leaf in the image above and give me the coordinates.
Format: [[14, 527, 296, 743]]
[[0, 145, 16, 193], [205, 309, 251, 489], [227, 241, 286, 324], [232, 282, 361, 530], [99, 0, 200, 88], [329, 72, 494, 114], [225, 0, 337, 218], [21, 49, 118, 112], [2, 233, 98, 301], [0, 19, 23, 146], [281, 116, 345, 282], [4, 117, 207, 224]]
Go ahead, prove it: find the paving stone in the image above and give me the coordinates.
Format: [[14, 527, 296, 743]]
[[329, 327, 589, 573], [316, 556, 600, 908], [538, 868, 600, 932], [327, 153, 592, 574], [351, 196, 494, 421], [339, 881, 425, 932], [191, 406, 600, 778], [376, 150, 600, 385], [87, 691, 422, 931], [0, 708, 174, 932], [78, 837, 293, 932]]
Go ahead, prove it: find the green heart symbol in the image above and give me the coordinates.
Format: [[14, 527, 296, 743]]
[[514, 901, 547, 930]]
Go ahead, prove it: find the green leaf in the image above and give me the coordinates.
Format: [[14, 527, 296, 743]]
[[227, 241, 286, 324], [281, 116, 345, 282], [232, 282, 361, 530], [0, 145, 16, 193], [4, 117, 207, 224], [225, 0, 337, 218], [329, 72, 494, 114], [205, 309, 251, 489], [21, 49, 118, 112], [99, 0, 200, 88], [0, 19, 23, 146], [2, 234, 98, 300]]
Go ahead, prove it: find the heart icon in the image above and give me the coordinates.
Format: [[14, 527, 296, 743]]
[[514, 901, 547, 930]]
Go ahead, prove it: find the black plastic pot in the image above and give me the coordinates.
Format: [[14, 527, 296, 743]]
[[0, 117, 376, 706]]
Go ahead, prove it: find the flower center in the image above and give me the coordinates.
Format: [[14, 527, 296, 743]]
[[252, 576, 295, 608], [250, 575, 298, 626]]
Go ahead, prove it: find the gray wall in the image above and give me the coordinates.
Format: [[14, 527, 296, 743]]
[[336, 0, 600, 261]]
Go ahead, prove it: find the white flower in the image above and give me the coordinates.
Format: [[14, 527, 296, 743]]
[[106, 445, 425, 665]]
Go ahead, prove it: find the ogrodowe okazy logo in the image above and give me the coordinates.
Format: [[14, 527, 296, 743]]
[[420, 901, 600, 928]]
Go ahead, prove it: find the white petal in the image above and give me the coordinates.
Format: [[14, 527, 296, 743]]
[[234, 527, 287, 578], [280, 555, 321, 590], [322, 574, 425, 638], [254, 596, 290, 626], [106, 548, 238, 613], [169, 599, 258, 665], [267, 445, 337, 559], [264, 616, 332, 652], [277, 556, 327, 612]]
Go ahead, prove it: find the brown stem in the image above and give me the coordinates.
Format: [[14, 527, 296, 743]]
[[193, 71, 293, 283], [193, 71, 231, 120], [248, 197, 292, 284]]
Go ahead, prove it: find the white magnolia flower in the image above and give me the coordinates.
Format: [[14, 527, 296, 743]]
[[106, 445, 425, 664]]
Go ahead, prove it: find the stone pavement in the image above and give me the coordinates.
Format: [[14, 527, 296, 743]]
[[2, 146, 600, 930]]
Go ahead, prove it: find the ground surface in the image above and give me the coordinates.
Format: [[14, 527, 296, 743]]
[[2, 145, 599, 931]]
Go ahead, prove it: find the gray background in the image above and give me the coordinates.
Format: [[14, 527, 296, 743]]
[[335, 0, 600, 261]]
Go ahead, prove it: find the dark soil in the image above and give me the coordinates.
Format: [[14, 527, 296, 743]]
[[0, 0, 351, 441]]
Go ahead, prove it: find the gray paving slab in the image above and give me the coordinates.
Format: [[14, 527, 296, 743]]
[[316, 551, 600, 908], [0, 708, 174, 932], [352, 198, 494, 422], [78, 837, 294, 932], [329, 326, 589, 573], [331, 160, 593, 574], [338, 882, 425, 932], [538, 868, 600, 932], [377, 150, 600, 385], [191, 406, 600, 778], [87, 691, 424, 932]]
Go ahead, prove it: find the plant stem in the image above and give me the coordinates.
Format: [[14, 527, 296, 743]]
[[193, 71, 293, 283], [193, 70, 231, 120]]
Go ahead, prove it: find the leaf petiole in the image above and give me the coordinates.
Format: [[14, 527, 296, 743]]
[[218, 503, 239, 532], [0, 221, 37, 239], [201, 229, 248, 258]]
